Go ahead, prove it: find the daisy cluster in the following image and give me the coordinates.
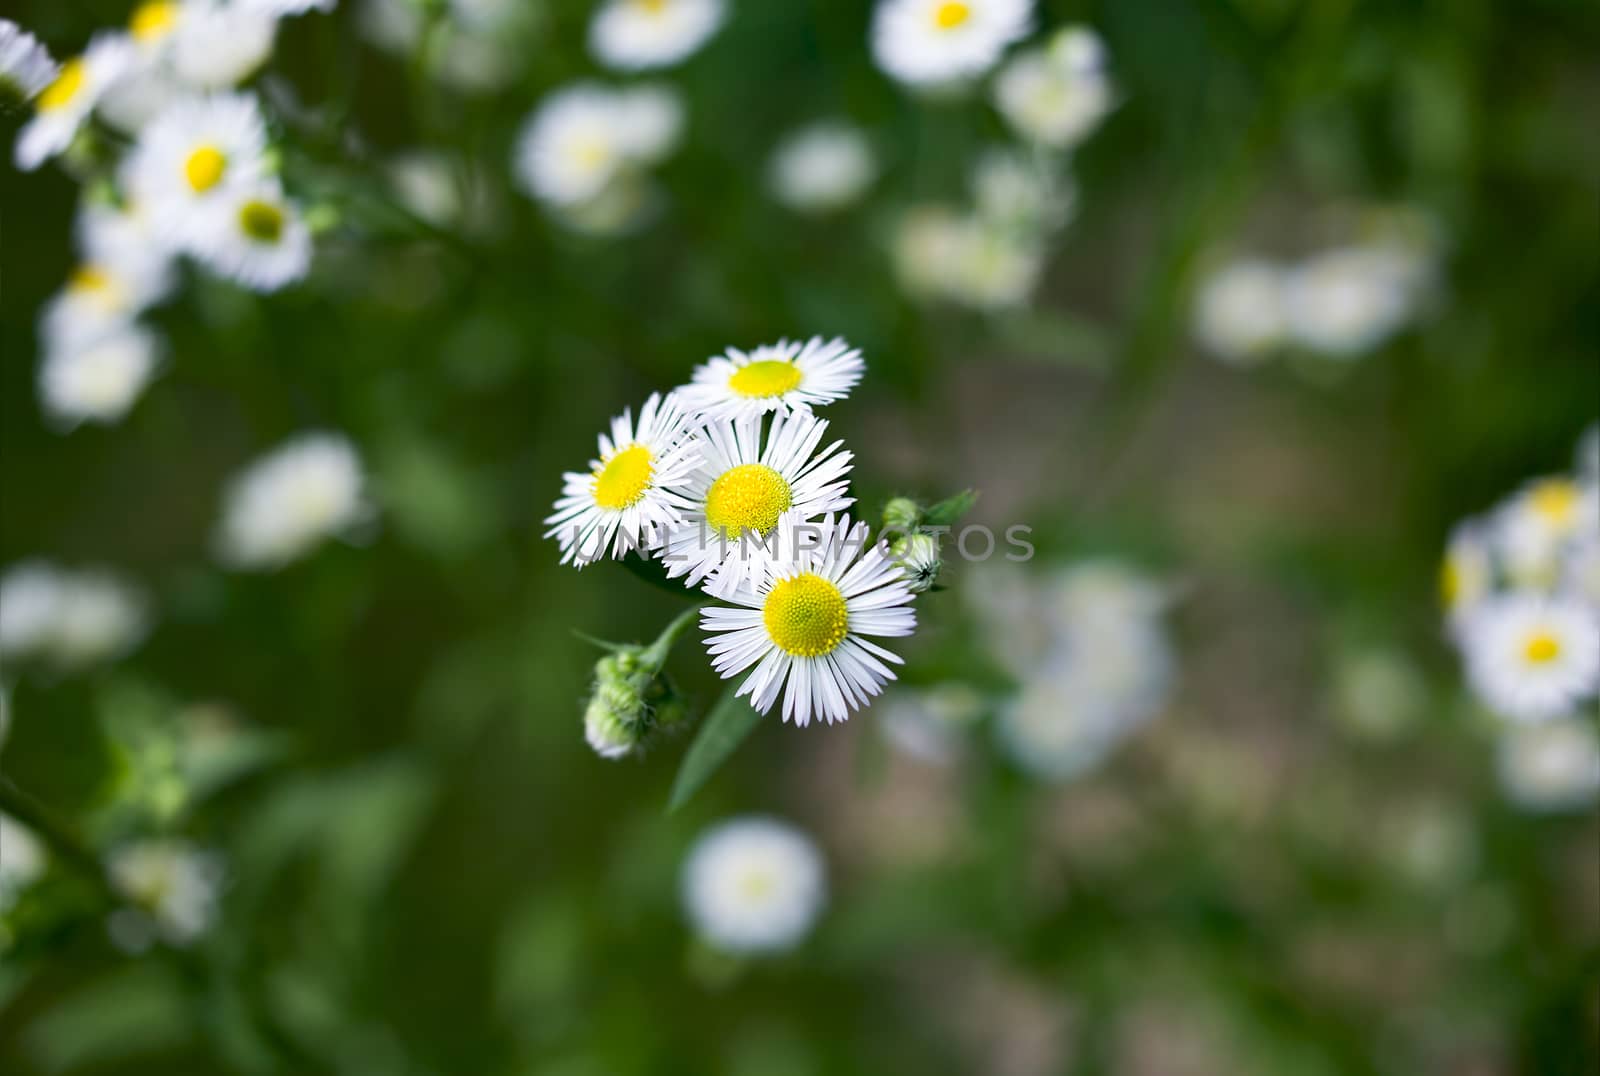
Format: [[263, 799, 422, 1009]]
[[1442, 427, 1600, 812], [6, 6, 329, 430], [548, 337, 927, 736]]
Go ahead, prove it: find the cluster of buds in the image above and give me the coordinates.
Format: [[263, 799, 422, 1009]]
[[582, 607, 695, 759], [881, 495, 959, 594]]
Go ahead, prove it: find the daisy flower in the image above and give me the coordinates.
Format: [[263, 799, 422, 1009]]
[[189, 181, 312, 291], [0, 19, 57, 111], [1496, 717, 1600, 813], [992, 26, 1114, 149], [1192, 258, 1289, 366], [14, 34, 135, 170], [871, 0, 1033, 89], [39, 323, 163, 428], [0, 562, 63, 658], [170, 1, 278, 90], [768, 123, 877, 214], [678, 337, 865, 422], [1495, 476, 1598, 588], [701, 513, 916, 727], [681, 817, 826, 954], [512, 83, 683, 210], [0, 563, 150, 668], [1461, 593, 1600, 722], [659, 411, 855, 598], [1281, 243, 1429, 358], [0, 813, 45, 913], [122, 92, 270, 251], [216, 432, 370, 569], [589, 0, 725, 71], [1440, 521, 1494, 630], [544, 392, 701, 567], [107, 840, 224, 949], [39, 256, 174, 354]]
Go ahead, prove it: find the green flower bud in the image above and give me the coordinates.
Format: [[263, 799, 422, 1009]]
[[882, 497, 922, 534], [584, 693, 639, 760], [890, 532, 943, 593]]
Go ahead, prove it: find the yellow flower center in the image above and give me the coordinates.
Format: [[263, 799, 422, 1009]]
[[70, 264, 112, 293], [184, 145, 228, 193], [736, 868, 775, 901], [727, 359, 803, 399], [763, 572, 849, 658], [634, 0, 670, 12], [933, 1, 971, 30], [1523, 632, 1561, 665], [1528, 479, 1577, 525], [592, 444, 654, 509], [238, 199, 285, 243], [130, 1, 180, 42], [703, 463, 792, 538], [38, 58, 86, 113]]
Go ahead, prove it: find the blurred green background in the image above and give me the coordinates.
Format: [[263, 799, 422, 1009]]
[[1, 0, 1597, 1073]]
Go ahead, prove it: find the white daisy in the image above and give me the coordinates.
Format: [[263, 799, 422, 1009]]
[[681, 817, 826, 954], [1496, 717, 1600, 813], [659, 411, 855, 598], [1441, 521, 1495, 629], [0, 813, 45, 913], [701, 513, 916, 727], [122, 92, 270, 251], [39, 256, 174, 354], [1281, 243, 1428, 358], [992, 25, 1114, 149], [677, 337, 865, 422], [170, 1, 278, 90], [1564, 535, 1600, 610], [14, 34, 135, 171], [76, 196, 177, 283], [0, 562, 67, 658], [0, 19, 57, 109], [589, 0, 725, 71], [767, 122, 877, 214], [971, 146, 1072, 231], [189, 181, 313, 291], [1192, 258, 1289, 365], [0, 564, 150, 668], [216, 432, 370, 569], [1494, 476, 1598, 588], [512, 82, 683, 210], [1461, 594, 1600, 722], [39, 323, 163, 428], [871, 0, 1033, 89], [107, 839, 224, 948], [544, 392, 702, 567]]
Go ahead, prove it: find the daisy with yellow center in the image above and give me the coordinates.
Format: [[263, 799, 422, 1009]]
[[0, 19, 59, 112], [589, 0, 726, 72], [1496, 475, 1599, 587], [14, 34, 134, 171], [681, 817, 826, 954], [678, 336, 865, 422], [130, 1, 181, 45], [122, 92, 269, 249], [513, 83, 684, 212], [188, 182, 313, 292], [871, 0, 1033, 88], [701, 513, 917, 727], [658, 410, 855, 598], [1461, 594, 1600, 722], [546, 393, 702, 567]]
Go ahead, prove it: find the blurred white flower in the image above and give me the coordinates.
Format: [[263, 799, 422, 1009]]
[[15, 34, 135, 170], [589, 0, 725, 71], [0, 813, 45, 913], [893, 205, 1046, 310], [39, 323, 163, 428], [123, 92, 270, 252], [1281, 243, 1430, 358], [871, 0, 1033, 89], [1441, 521, 1495, 630], [879, 682, 984, 765], [971, 147, 1072, 232], [190, 181, 313, 291], [512, 83, 683, 212], [0, 19, 58, 109], [170, 1, 277, 90], [242, 0, 337, 15], [107, 839, 224, 948], [681, 817, 825, 954], [1461, 593, 1600, 723], [1496, 717, 1600, 813], [767, 122, 877, 214], [217, 433, 371, 569], [1192, 258, 1289, 365], [1493, 476, 1597, 589], [1333, 649, 1426, 741], [677, 336, 865, 422], [992, 26, 1114, 149], [1564, 536, 1600, 611], [39, 257, 173, 355], [0, 563, 150, 669]]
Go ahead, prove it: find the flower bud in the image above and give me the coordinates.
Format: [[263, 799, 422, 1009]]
[[890, 532, 943, 593], [585, 692, 640, 760], [882, 497, 922, 534]]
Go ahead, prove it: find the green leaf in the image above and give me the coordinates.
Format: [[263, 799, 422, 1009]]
[[922, 489, 980, 527], [668, 686, 762, 812]]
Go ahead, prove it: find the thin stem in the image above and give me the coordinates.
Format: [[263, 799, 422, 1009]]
[[0, 775, 119, 899]]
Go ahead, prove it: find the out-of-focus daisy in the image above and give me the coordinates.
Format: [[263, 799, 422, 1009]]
[[1496, 717, 1600, 813], [879, 682, 984, 764], [659, 412, 854, 598], [996, 674, 1128, 781], [14, 35, 134, 170], [107, 839, 223, 949], [1281, 243, 1429, 358], [992, 25, 1114, 149], [0, 563, 150, 668], [0, 813, 45, 913], [701, 513, 916, 726], [189, 181, 312, 291], [0, 19, 57, 111], [1461, 594, 1600, 722], [1441, 522, 1494, 630], [545, 393, 701, 566], [971, 147, 1072, 232], [242, 0, 338, 15], [678, 337, 865, 423], [39, 257, 173, 354], [0, 563, 65, 658], [1494, 476, 1598, 588], [1192, 259, 1289, 365], [1564, 535, 1600, 610], [681, 817, 825, 954], [39, 323, 163, 428], [216, 433, 370, 569], [589, 0, 725, 71], [123, 92, 270, 250], [871, 0, 1032, 89], [512, 83, 682, 210], [77, 196, 176, 281], [768, 122, 877, 214], [170, 1, 278, 90]]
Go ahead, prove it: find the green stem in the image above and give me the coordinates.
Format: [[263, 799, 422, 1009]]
[[0, 775, 117, 899], [638, 603, 706, 672]]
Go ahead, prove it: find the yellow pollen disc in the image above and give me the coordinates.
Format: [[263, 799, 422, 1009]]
[[38, 58, 86, 113], [184, 145, 228, 193], [703, 463, 792, 538], [1523, 632, 1561, 665], [1529, 479, 1577, 524], [592, 444, 655, 509], [737, 869, 775, 900], [763, 572, 849, 658], [727, 359, 802, 399], [238, 199, 285, 243], [69, 264, 112, 293], [933, 1, 972, 30], [635, 0, 670, 11], [130, 1, 180, 42]]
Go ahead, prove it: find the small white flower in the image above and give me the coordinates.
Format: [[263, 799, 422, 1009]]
[[1281, 243, 1429, 358], [992, 25, 1114, 149], [0, 19, 58, 109], [122, 92, 270, 252], [996, 673, 1127, 781], [681, 817, 825, 954], [107, 839, 224, 947], [189, 181, 312, 291], [768, 122, 877, 214], [1441, 521, 1495, 629], [971, 147, 1072, 232], [1494, 476, 1597, 589], [1496, 717, 1600, 813], [0, 564, 150, 668], [0, 562, 66, 658], [217, 433, 370, 569], [1461, 593, 1600, 722], [701, 514, 916, 726], [658, 411, 855, 598], [893, 206, 1046, 309], [871, 0, 1033, 89], [1192, 258, 1289, 365], [1564, 535, 1600, 610], [545, 392, 702, 566], [0, 813, 45, 912], [14, 34, 135, 170], [76, 196, 178, 285], [589, 0, 725, 71], [40, 323, 163, 428], [678, 336, 865, 423], [39, 256, 173, 355], [512, 83, 683, 210], [170, 1, 277, 90]]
